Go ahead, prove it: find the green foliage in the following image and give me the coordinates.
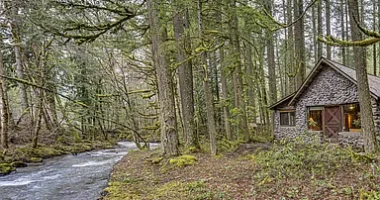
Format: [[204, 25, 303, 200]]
[[217, 138, 245, 153], [360, 190, 380, 200], [252, 137, 364, 182], [251, 134, 274, 143], [184, 180, 215, 200], [169, 155, 197, 167], [0, 163, 15, 175]]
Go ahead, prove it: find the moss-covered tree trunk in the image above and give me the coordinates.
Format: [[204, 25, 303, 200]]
[[0, 44, 8, 149], [348, 0, 379, 153], [173, 4, 199, 149], [9, 0, 29, 114], [197, 0, 217, 156], [148, 0, 179, 156]]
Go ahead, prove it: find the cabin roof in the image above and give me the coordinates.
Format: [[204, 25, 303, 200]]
[[270, 57, 380, 109]]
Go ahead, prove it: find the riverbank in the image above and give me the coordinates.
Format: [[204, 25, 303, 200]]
[[0, 140, 117, 176], [101, 141, 380, 199]]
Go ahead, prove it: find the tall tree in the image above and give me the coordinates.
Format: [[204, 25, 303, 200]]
[[148, 0, 180, 156], [197, 0, 217, 155], [341, 0, 347, 65], [287, 0, 296, 92], [229, 0, 250, 141], [8, 0, 29, 114], [317, 1, 323, 58], [373, 0, 377, 76], [266, 0, 277, 104], [173, 4, 199, 149], [0, 42, 8, 149], [294, 0, 306, 88], [348, 0, 379, 153], [326, 0, 332, 59]]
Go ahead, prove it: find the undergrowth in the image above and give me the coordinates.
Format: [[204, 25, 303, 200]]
[[252, 136, 376, 182]]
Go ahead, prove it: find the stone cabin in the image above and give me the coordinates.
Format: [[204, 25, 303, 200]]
[[270, 58, 380, 146]]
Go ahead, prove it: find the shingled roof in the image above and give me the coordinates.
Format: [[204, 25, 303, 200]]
[[326, 59, 380, 98], [270, 57, 380, 109]]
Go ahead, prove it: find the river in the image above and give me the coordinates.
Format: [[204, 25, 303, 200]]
[[0, 142, 154, 200]]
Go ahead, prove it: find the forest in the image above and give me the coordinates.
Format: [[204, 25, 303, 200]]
[[1, 0, 380, 199]]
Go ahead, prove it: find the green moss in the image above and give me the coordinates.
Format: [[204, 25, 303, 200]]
[[0, 163, 15, 175], [150, 156, 163, 164], [153, 181, 185, 199], [73, 131, 82, 143], [169, 155, 197, 167], [29, 157, 43, 163]]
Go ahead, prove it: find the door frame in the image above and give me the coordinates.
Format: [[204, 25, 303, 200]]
[[323, 105, 342, 137]]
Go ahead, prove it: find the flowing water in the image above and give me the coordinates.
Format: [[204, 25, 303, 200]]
[[0, 142, 156, 200]]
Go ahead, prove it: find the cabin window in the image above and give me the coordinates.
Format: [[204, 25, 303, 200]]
[[308, 107, 323, 131], [343, 103, 361, 132], [280, 111, 296, 126]]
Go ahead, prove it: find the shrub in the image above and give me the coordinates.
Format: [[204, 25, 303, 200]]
[[252, 137, 362, 181]]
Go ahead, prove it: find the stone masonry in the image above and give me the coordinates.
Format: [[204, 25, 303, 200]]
[[273, 64, 380, 146]]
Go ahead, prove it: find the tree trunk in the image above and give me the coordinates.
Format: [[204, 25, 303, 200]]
[[148, 0, 179, 156], [230, 0, 249, 141], [287, 0, 296, 92], [245, 38, 257, 125], [198, 0, 217, 155], [317, 1, 323, 58], [220, 47, 232, 140], [326, 0, 332, 59], [312, 5, 318, 62], [373, 0, 377, 76], [348, 0, 379, 153], [0, 46, 8, 149], [173, 5, 199, 149], [9, 1, 29, 114], [294, 0, 306, 89], [266, 1, 277, 105], [32, 89, 43, 148], [341, 0, 347, 65]]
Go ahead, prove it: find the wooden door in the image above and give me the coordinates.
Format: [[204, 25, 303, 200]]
[[324, 106, 341, 137]]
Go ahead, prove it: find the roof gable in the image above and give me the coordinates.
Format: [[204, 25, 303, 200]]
[[270, 57, 380, 109]]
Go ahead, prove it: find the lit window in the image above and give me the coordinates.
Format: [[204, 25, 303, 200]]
[[308, 107, 323, 131], [280, 111, 296, 126], [343, 104, 361, 132]]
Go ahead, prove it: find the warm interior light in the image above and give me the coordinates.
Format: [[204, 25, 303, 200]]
[[348, 114, 352, 128], [349, 105, 355, 110]]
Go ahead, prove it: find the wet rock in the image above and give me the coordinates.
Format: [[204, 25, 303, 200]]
[[0, 163, 15, 176], [11, 161, 27, 168]]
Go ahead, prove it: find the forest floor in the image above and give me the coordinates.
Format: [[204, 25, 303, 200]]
[[101, 140, 380, 200]]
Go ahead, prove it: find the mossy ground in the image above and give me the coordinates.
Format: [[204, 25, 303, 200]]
[[101, 141, 380, 200], [0, 140, 117, 176]]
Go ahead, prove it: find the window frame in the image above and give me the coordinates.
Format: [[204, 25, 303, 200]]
[[342, 103, 361, 132], [307, 107, 323, 131], [279, 110, 296, 127]]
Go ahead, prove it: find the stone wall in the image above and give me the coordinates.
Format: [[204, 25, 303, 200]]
[[273, 110, 299, 139], [274, 66, 380, 143]]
